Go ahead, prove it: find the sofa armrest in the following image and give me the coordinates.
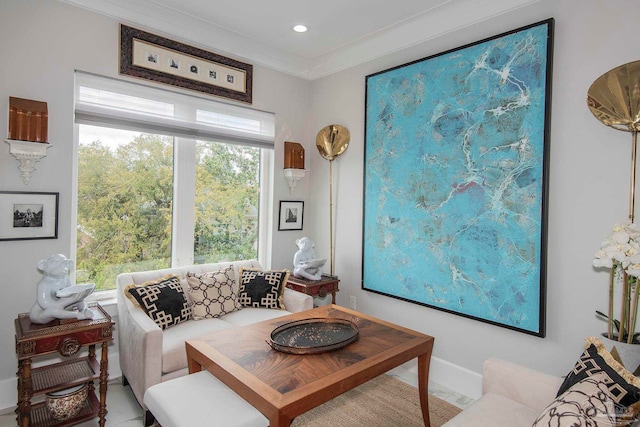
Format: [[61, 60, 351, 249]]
[[283, 287, 313, 312], [117, 275, 164, 407], [482, 357, 563, 412]]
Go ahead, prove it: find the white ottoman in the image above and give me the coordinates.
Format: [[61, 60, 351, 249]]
[[143, 370, 268, 427]]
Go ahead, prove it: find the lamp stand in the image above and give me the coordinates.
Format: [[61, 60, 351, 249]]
[[629, 131, 638, 223]]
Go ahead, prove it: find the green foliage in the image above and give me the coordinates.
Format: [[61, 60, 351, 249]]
[[77, 133, 259, 291], [193, 142, 260, 263]]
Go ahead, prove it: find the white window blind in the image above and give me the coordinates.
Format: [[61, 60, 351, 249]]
[[74, 71, 275, 148]]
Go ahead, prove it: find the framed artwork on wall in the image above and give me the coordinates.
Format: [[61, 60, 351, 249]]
[[0, 191, 59, 241], [278, 201, 304, 231], [362, 19, 554, 337], [120, 24, 253, 103]]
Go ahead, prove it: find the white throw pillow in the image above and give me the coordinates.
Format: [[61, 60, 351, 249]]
[[186, 266, 241, 319]]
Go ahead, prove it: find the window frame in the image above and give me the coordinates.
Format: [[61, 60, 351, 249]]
[[72, 72, 274, 298]]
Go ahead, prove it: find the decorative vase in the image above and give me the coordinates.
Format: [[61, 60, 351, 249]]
[[45, 384, 88, 420], [600, 333, 640, 374]]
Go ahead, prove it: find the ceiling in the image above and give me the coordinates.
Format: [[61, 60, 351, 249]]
[[59, 0, 538, 80]]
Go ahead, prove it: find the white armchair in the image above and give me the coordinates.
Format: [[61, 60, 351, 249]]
[[443, 358, 563, 427]]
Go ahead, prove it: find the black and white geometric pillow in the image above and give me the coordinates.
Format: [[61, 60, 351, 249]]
[[533, 371, 616, 427], [557, 336, 640, 425], [125, 274, 192, 330], [186, 267, 242, 319], [237, 268, 290, 309]]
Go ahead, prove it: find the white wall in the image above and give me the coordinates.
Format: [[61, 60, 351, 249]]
[[307, 0, 640, 393], [0, 0, 311, 410]]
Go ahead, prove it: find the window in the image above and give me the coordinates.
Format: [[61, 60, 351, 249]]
[[74, 72, 274, 292]]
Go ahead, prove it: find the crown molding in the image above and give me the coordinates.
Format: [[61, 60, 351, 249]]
[[58, 0, 539, 80], [306, 0, 540, 79]]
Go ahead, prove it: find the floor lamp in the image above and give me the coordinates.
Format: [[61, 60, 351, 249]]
[[587, 60, 640, 343], [316, 124, 350, 275]]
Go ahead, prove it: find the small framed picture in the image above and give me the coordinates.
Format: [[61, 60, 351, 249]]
[[0, 191, 59, 241], [278, 201, 304, 231]]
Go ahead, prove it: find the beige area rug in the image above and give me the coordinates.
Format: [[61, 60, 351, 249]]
[[292, 374, 461, 427]]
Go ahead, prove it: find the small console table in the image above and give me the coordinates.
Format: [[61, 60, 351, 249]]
[[286, 274, 340, 304], [14, 302, 114, 427]]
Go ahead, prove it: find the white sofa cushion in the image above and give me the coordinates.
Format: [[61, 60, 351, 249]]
[[442, 393, 541, 427], [482, 357, 562, 412], [221, 307, 290, 327], [162, 317, 232, 374], [161, 307, 293, 374]]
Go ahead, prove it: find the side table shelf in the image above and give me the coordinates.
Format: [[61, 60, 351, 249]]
[[31, 357, 100, 394], [15, 302, 113, 427]]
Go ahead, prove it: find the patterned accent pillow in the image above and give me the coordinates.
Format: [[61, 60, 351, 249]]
[[186, 267, 241, 319], [533, 371, 616, 427], [237, 268, 290, 309], [557, 336, 640, 424], [125, 274, 192, 330]]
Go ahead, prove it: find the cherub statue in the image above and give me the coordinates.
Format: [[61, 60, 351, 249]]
[[29, 254, 96, 324], [293, 237, 326, 281]]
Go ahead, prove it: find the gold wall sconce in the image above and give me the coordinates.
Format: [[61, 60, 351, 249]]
[[5, 97, 51, 185], [283, 141, 306, 195]]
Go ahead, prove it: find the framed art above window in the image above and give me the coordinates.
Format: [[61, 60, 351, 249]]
[[120, 24, 253, 103]]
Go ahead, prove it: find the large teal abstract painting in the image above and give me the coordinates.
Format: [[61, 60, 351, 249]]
[[363, 20, 553, 336]]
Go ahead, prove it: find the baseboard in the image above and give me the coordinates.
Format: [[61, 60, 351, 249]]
[[0, 377, 16, 415], [0, 351, 122, 413], [390, 356, 482, 400], [430, 356, 482, 400]]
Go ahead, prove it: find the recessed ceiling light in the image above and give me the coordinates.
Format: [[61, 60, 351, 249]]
[[293, 25, 308, 33]]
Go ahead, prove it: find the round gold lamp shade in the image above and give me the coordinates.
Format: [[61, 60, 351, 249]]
[[587, 60, 640, 132], [316, 125, 350, 161], [587, 60, 640, 222], [316, 124, 351, 275]]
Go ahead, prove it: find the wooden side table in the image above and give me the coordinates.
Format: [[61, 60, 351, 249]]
[[286, 274, 340, 304], [15, 302, 114, 427]]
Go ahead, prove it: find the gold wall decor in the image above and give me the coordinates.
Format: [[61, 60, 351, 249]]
[[120, 25, 253, 103]]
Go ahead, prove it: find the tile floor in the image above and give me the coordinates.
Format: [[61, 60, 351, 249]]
[[0, 374, 473, 426]]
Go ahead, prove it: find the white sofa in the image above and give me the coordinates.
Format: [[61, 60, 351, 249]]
[[443, 358, 563, 427], [116, 259, 313, 422]]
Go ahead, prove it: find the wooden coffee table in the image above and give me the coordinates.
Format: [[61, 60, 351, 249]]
[[186, 305, 435, 427]]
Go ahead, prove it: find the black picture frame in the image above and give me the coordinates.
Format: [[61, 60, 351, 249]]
[[362, 19, 554, 337], [278, 201, 304, 231], [0, 191, 59, 241], [120, 24, 253, 104]]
